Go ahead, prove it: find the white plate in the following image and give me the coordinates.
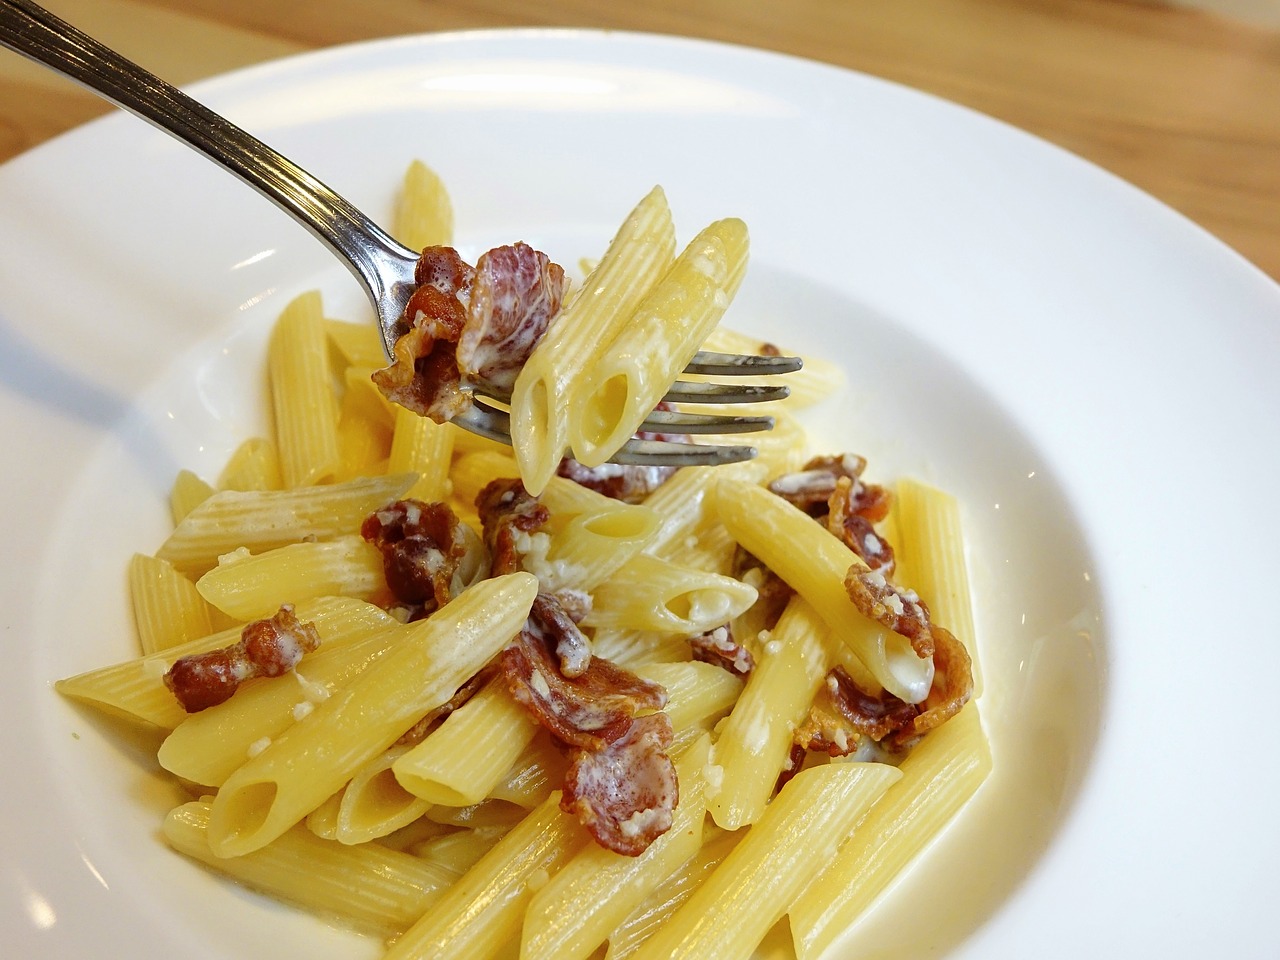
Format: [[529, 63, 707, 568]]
[[2, 29, 1277, 960]]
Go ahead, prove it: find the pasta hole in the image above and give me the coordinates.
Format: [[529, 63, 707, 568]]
[[215, 780, 279, 849], [580, 373, 630, 449], [579, 510, 656, 542]]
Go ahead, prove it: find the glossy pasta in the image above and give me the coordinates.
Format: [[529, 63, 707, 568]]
[[57, 159, 992, 960]]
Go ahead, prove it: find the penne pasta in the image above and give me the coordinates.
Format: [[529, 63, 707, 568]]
[[395, 157, 454, 250], [155, 472, 415, 577], [893, 477, 983, 695], [217, 437, 283, 493], [585, 554, 757, 636], [169, 468, 214, 524], [521, 735, 713, 960], [268, 290, 341, 488], [626, 761, 902, 960], [57, 596, 394, 731], [707, 596, 834, 829], [164, 800, 455, 935], [207, 573, 538, 857], [568, 218, 749, 466], [383, 792, 586, 960], [510, 186, 676, 494], [128, 553, 214, 655], [788, 703, 992, 960], [195, 535, 389, 622], [714, 477, 933, 703]]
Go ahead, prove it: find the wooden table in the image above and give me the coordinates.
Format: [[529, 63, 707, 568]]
[[3, 0, 1279, 281]]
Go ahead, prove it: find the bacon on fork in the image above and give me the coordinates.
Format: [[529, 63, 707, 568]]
[[372, 243, 567, 423]]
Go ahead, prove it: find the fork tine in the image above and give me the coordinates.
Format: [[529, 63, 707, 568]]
[[663, 380, 790, 404], [639, 408, 775, 435], [684, 350, 803, 376], [611, 438, 759, 467]]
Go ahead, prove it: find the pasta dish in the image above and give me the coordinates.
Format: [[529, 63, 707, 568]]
[[55, 160, 990, 960]]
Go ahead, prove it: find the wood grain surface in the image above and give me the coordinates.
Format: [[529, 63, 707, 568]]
[[2, 0, 1278, 279]]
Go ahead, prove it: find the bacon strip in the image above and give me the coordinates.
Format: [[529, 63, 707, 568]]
[[164, 605, 320, 713], [561, 712, 678, 856], [768, 453, 895, 571], [498, 611, 666, 751], [371, 247, 474, 423], [457, 244, 565, 395], [361, 499, 486, 619], [476, 478, 549, 577], [844, 566, 935, 658]]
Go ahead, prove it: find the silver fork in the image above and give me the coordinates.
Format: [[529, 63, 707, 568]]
[[0, 0, 801, 466]]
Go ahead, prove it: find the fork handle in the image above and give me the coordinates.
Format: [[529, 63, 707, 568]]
[[0, 0, 414, 317]]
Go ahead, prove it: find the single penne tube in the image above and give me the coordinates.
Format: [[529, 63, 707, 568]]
[[626, 762, 902, 960], [707, 597, 834, 829], [158, 614, 401, 787], [893, 477, 983, 695], [217, 437, 283, 492], [388, 404, 455, 502], [395, 157, 454, 250], [510, 186, 676, 494], [335, 394, 392, 482], [195, 535, 389, 622], [128, 553, 214, 655], [207, 573, 538, 857], [568, 218, 749, 466], [269, 290, 341, 488], [393, 679, 540, 807], [521, 735, 713, 960], [530, 501, 661, 594], [326, 318, 388, 370], [584, 554, 757, 636], [605, 827, 742, 960], [713, 477, 933, 703], [333, 744, 432, 845], [788, 704, 992, 960], [56, 596, 393, 730], [382, 792, 586, 960], [155, 472, 415, 577], [700, 325, 846, 408], [163, 800, 456, 936], [170, 468, 214, 524]]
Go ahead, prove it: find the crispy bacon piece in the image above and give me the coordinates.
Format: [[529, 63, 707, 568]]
[[845, 566, 935, 658], [457, 244, 566, 394], [895, 624, 973, 747], [476, 478, 550, 577], [164, 605, 320, 713], [499, 610, 667, 750], [796, 623, 974, 755], [827, 476, 895, 575], [769, 453, 890, 519], [371, 247, 474, 423], [555, 404, 686, 503], [361, 499, 487, 618], [796, 667, 921, 755], [527, 593, 594, 679], [374, 243, 567, 423], [689, 624, 754, 676], [561, 712, 678, 856]]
